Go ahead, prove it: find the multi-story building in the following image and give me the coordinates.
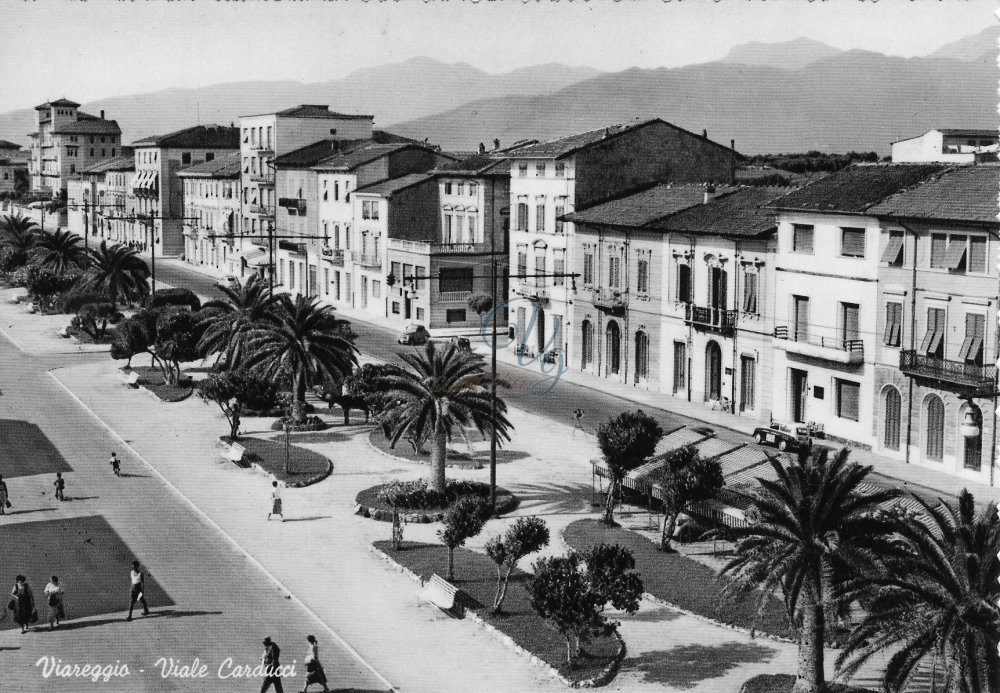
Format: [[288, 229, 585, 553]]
[[0, 140, 28, 196], [866, 165, 1000, 486], [93, 155, 135, 244], [178, 153, 241, 273], [766, 164, 947, 448], [505, 119, 738, 371], [891, 128, 998, 163], [127, 125, 240, 257], [567, 184, 780, 422], [28, 100, 122, 195]]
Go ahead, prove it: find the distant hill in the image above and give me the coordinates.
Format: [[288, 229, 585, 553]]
[[389, 51, 996, 154], [926, 25, 998, 63], [0, 59, 602, 147], [719, 37, 843, 70]]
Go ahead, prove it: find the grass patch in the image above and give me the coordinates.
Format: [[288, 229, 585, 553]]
[[369, 429, 495, 469], [374, 540, 619, 683], [236, 436, 331, 486], [741, 674, 876, 693], [131, 366, 193, 403]]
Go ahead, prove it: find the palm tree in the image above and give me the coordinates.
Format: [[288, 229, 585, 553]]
[[198, 274, 281, 369], [242, 294, 357, 422], [32, 228, 89, 274], [0, 214, 39, 268], [836, 490, 1000, 693], [719, 448, 901, 693], [378, 341, 512, 492], [80, 241, 150, 306]]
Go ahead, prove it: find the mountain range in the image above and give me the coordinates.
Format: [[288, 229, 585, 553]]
[[1, 26, 995, 155]]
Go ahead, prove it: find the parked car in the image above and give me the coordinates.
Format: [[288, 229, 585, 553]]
[[216, 274, 241, 291], [398, 324, 430, 345], [450, 336, 472, 352], [751, 422, 811, 453]]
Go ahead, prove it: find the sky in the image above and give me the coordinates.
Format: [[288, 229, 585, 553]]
[[0, 0, 997, 114]]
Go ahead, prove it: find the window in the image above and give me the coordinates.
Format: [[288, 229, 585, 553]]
[[362, 201, 376, 220], [535, 204, 545, 232], [883, 387, 901, 450], [469, 183, 477, 196], [930, 233, 948, 268], [554, 201, 565, 234], [555, 162, 565, 177], [553, 250, 565, 286], [740, 356, 756, 411], [836, 379, 860, 421], [535, 251, 545, 280], [361, 276, 368, 308], [456, 184, 464, 196], [111, 148, 115, 157], [517, 202, 528, 231], [958, 313, 985, 364], [443, 215, 452, 243], [793, 295, 809, 341], [676, 263, 691, 303], [635, 331, 649, 381], [182, 152, 191, 165], [391, 262, 401, 284], [372, 280, 381, 299], [89, 148, 94, 156], [446, 309, 467, 323], [841, 303, 860, 345], [583, 252, 594, 285], [637, 259, 649, 294], [608, 254, 621, 289], [517, 245, 527, 277], [308, 265, 318, 297], [334, 182, 339, 201], [941, 234, 969, 272], [921, 307, 946, 358], [673, 342, 687, 394], [969, 236, 987, 273], [884, 302, 902, 347], [391, 301, 400, 314], [444, 182, 452, 195], [206, 152, 214, 162], [578, 320, 594, 369], [334, 271, 341, 301], [841, 227, 866, 258], [925, 395, 945, 461], [288, 261, 295, 289], [439, 267, 474, 293], [535, 163, 545, 176], [403, 264, 414, 287], [742, 271, 758, 313], [881, 230, 904, 266], [518, 163, 527, 177], [416, 307, 425, 321], [468, 216, 478, 242], [792, 224, 814, 253]]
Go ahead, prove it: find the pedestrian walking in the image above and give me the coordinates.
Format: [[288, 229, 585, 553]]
[[43, 576, 64, 630], [8, 575, 36, 634], [301, 634, 329, 692], [126, 560, 150, 621], [267, 480, 284, 522], [53, 473, 65, 501], [260, 636, 284, 693], [571, 408, 585, 438], [0, 474, 9, 514], [110, 452, 120, 477]]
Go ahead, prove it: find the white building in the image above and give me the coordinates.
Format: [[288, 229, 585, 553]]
[[28, 99, 122, 196], [179, 153, 242, 274], [891, 128, 998, 163]]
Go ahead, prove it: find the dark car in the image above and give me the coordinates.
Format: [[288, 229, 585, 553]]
[[398, 324, 430, 345], [752, 422, 810, 453]]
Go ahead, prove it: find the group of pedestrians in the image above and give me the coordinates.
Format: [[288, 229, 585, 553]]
[[6, 560, 152, 632], [260, 634, 330, 693], [0, 452, 126, 518]]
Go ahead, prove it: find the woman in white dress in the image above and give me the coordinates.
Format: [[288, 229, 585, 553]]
[[301, 634, 329, 692]]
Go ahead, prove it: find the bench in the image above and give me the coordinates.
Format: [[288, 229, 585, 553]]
[[225, 442, 246, 464], [57, 326, 70, 338], [419, 574, 462, 616], [126, 371, 141, 387]]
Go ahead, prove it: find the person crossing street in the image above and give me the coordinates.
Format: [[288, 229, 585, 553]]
[[109, 452, 121, 477], [126, 560, 150, 621]]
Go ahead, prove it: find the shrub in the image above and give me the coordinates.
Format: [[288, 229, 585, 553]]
[[374, 478, 498, 511], [486, 516, 550, 613], [148, 287, 201, 311], [438, 495, 488, 579], [72, 302, 123, 341], [57, 291, 107, 314]]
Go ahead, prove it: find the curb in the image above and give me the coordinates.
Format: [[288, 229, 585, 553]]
[[47, 367, 398, 693], [368, 544, 626, 688], [365, 433, 484, 470], [252, 458, 334, 489]]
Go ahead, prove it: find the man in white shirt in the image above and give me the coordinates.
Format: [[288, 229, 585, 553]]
[[126, 560, 150, 621], [267, 480, 284, 522]]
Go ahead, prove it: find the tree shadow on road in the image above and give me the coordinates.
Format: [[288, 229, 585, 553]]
[[61, 496, 100, 502], [622, 642, 778, 688], [5, 508, 57, 516], [507, 479, 597, 516], [51, 609, 224, 632], [282, 516, 331, 522]]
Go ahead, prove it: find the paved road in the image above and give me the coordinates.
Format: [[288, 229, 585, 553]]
[[0, 344, 389, 690]]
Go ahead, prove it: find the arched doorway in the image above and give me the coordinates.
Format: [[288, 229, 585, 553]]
[[536, 307, 546, 354], [924, 395, 945, 461], [961, 402, 983, 471], [634, 331, 649, 383], [581, 320, 594, 371], [606, 321, 621, 376], [882, 386, 901, 450], [705, 341, 722, 401]]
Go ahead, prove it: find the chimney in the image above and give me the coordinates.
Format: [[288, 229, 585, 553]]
[[100, 110, 105, 120], [479, 142, 486, 155], [493, 138, 500, 151], [702, 129, 708, 140], [603, 128, 611, 139]]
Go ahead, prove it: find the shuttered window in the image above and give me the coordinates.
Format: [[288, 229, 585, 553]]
[[673, 342, 687, 394], [836, 379, 860, 421], [740, 356, 756, 412], [920, 307, 946, 357], [552, 314, 564, 353], [516, 307, 526, 341], [534, 252, 545, 280], [943, 235, 968, 270], [841, 227, 866, 258], [841, 303, 860, 344], [608, 255, 621, 289], [883, 302, 902, 347], [581, 321, 593, 367], [958, 313, 985, 364], [516, 203, 528, 231], [925, 396, 945, 461], [553, 251, 565, 286], [793, 296, 810, 341], [742, 272, 758, 314], [792, 224, 814, 253], [583, 253, 594, 285], [517, 245, 527, 276], [535, 204, 545, 232], [883, 387, 901, 450], [930, 234, 948, 268], [968, 236, 987, 273], [881, 231, 904, 265], [637, 260, 649, 294], [677, 264, 691, 303]]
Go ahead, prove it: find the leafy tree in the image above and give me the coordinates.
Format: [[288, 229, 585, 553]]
[[595, 410, 663, 526], [58, 291, 108, 314], [242, 294, 357, 423], [836, 490, 1000, 693], [652, 444, 724, 551], [81, 241, 150, 306], [318, 362, 395, 424], [109, 309, 156, 367], [438, 495, 488, 580], [378, 341, 512, 492], [718, 448, 901, 693], [73, 302, 123, 341], [530, 544, 642, 666], [12, 169, 29, 198], [466, 291, 493, 326], [25, 267, 81, 313], [0, 214, 38, 268], [198, 274, 281, 370], [485, 516, 549, 613], [148, 287, 201, 312], [197, 370, 276, 440], [32, 228, 89, 274], [153, 308, 207, 385]]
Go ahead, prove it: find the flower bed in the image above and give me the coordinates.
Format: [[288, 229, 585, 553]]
[[373, 540, 623, 685], [234, 436, 332, 486], [269, 415, 328, 432], [355, 479, 518, 523], [128, 365, 194, 403]]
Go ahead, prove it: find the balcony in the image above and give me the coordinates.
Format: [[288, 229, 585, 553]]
[[389, 238, 431, 254], [250, 143, 273, 153], [591, 288, 628, 315], [355, 253, 382, 270], [899, 350, 997, 397], [773, 326, 864, 365], [685, 304, 737, 335], [514, 281, 548, 302], [249, 172, 274, 186], [430, 242, 491, 254], [321, 247, 344, 266], [440, 291, 472, 304], [249, 204, 275, 218]]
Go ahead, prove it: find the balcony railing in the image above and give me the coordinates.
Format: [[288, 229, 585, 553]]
[[685, 304, 736, 334], [440, 291, 472, 303], [389, 238, 431, 254], [249, 172, 274, 185], [591, 288, 628, 315], [249, 143, 273, 153], [355, 253, 381, 269], [430, 242, 490, 254], [773, 326, 864, 364], [899, 350, 997, 396], [249, 204, 275, 217], [321, 247, 344, 266]]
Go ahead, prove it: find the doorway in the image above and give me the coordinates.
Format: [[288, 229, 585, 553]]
[[705, 341, 722, 401], [790, 368, 808, 423]]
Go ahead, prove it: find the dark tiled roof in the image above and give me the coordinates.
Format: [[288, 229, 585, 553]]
[[353, 172, 436, 198], [565, 184, 735, 228], [133, 124, 240, 149], [79, 155, 136, 174], [651, 186, 787, 238], [433, 155, 508, 177], [866, 165, 1000, 226], [274, 139, 351, 169], [939, 128, 998, 138], [177, 152, 242, 178], [53, 118, 122, 136], [36, 98, 80, 110], [312, 143, 428, 172], [767, 164, 949, 214], [0, 140, 22, 150], [241, 104, 373, 120]]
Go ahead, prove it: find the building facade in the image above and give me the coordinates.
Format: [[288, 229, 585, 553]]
[[0, 140, 28, 196], [892, 129, 999, 164], [179, 153, 242, 273], [28, 100, 122, 195]]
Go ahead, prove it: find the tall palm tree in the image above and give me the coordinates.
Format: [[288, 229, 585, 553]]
[[81, 240, 150, 306], [837, 490, 1000, 693], [32, 228, 89, 274], [378, 341, 512, 492], [719, 448, 901, 693], [0, 214, 39, 268], [242, 294, 357, 422], [198, 274, 281, 369]]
